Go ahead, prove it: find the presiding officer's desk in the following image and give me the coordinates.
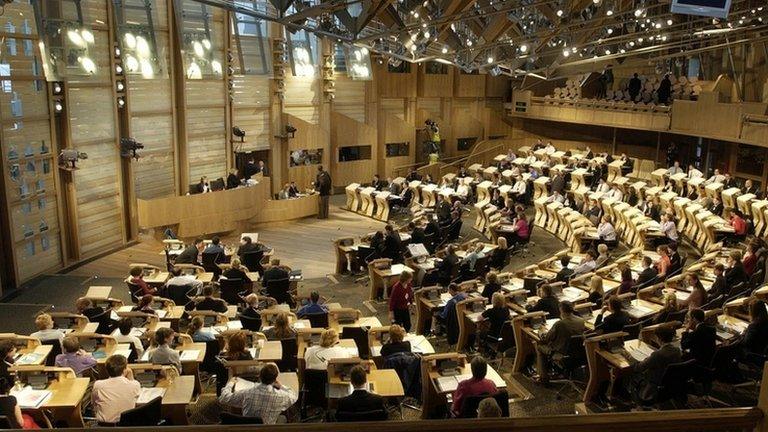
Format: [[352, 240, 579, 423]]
[[137, 178, 319, 238]]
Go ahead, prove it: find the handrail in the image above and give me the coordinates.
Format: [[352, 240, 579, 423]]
[[62, 407, 762, 432], [530, 96, 672, 114]]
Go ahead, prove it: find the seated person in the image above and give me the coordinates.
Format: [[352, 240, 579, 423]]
[[571, 250, 598, 277], [337, 365, 385, 415], [477, 397, 502, 418], [435, 246, 460, 286], [221, 258, 251, 282], [240, 294, 261, 320], [597, 216, 616, 243], [236, 236, 260, 259], [55, 335, 97, 376], [588, 276, 605, 306], [594, 296, 630, 334], [537, 301, 586, 379], [75, 298, 106, 322], [288, 182, 300, 197], [526, 284, 560, 318], [203, 236, 225, 256], [278, 183, 292, 200], [263, 313, 297, 341], [226, 168, 240, 189], [132, 294, 157, 315], [147, 327, 181, 372], [505, 212, 530, 247], [439, 283, 466, 323], [165, 268, 204, 298], [409, 222, 426, 246], [595, 244, 611, 268], [297, 291, 329, 318], [624, 325, 682, 403], [653, 292, 679, 324], [304, 329, 350, 370], [741, 299, 768, 356], [380, 324, 411, 358], [113, 318, 145, 358], [186, 285, 228, 313], [481, 292, 511, 340], [708, 263, 727, 298], [555, 256, 574, 283], [617, 266, 634, 295], [680, 308, 716, 366], [635, 256, 658, 286], [725, 250, 749, 287], [658, 212, 678, 245], [175, 238, 204, 265], [187, 316, 217, 342], [655, 245, 672, 278], [262, 259, 290, 288], [30, 313, 65, 345], [196, 176, 211, 193], [219, 362, 298, 424], [223, 331, 254, 361], [481, 271, 502, 302], [128, 266, 157, 296], [488, 237, 509, 270], [451, 356, 497, 416], [679, 273, 707, 311], [92, 354, 141, 426], [445, 211, 463, 241], [744, 242, 758, 277]]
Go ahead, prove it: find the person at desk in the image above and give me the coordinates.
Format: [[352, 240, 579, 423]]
[[176, 238, 205, 265], [383, 225, 403, 262], [278, 183, 292, 200], [460, 243, 486, 275], [114, 318, 144, 358], [667, 160, 683, 175], [147, 327, 181, 372], [586, 200, 602, 226], [687, 164, 703, 180], [435, 246, 460, 286], [477, 398, 502, 418], [657, 212, 678, 246], [708, 196, 724, 217], [681, 308, 716, 366], [550, 170, 565, 195], [256, 160, 269, 177], [488, 237, 509, 271], [481, 292, 511, 341], [262, 259, 290, 287], [588, 276, 605, 306], [725, 250, 749, 287], [304, 329, 350, 370], [243, 157, 259, 180], [438, 283, 466, 323], [653, 292, 679, 325], [679, 273, 707, 311], [606, 184, 623, 202], [708, 263, 727, 298], [219, 362, 297, 424], [451, 356, 497, 416], [196, 176, 211, 194], [435, 195, 452, 223], [370, 174, 386, 191], [481, 271, 502, 302], [654, 245, 672, 279], [571, 250, 598, 277], [595, 244, 610, 268], [165, 268, 204, 297], [526, 284, 560, 318], [204, 236, 226, 256], [316, 165, 332, 219], [133, 294, 157, 315], [635, 256, 657, 287], [220, 259, 250, 284], [537, 301, 586, 380], [445, 211, 463, 242], [380, 324, 411, 358], [241, 294, 262, 320], [226, 168, 240, 190], [594, 296, 630, 334], [297, 291, 328, 318], [741, 300, 768, 356], [0, 374, 40, 429], [597, 216, 616, 244], [264, 313, 297, 341], [0, 341, 15, 392], [92, 354, 141, 426], [55, 336, 97, 376], [337, 365, 385, 415], [30, 313, 65, 345], [742, 179, 760, 197], [728, 208, 748, 238], [129, 266, 157, 296], [75, 297, 106, 323], [624, 324, 682, 403], [389, 271, 414, 332], [706, 168, 725, 184], [554, 256, 574, 283], [616, 266, 634, 295], [288, 182, 300, 197], [187, 316, 217, 342], [408, 222, 426, 246], [187, 285, 228, 313], [224, 331, 254, 361], [406, 168, 422, 182]]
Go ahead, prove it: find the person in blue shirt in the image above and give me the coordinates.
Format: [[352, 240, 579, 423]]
[[439, 283, 466, 320], [203, 236, 226, 255], [187, 316, 217, 342], [297, 291, 329, 318]]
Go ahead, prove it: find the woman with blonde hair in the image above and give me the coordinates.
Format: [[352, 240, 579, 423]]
[[264, 312, 297, 341], [653, 292, 679, 324], [482, 292, 511, 339], [222, 257, 251, 282], [380, 324, 411, 358], [30, 313, 66, 344], [489, 237, 509, 270], [304, 329, 349, 370], [588, 276, 604, 306]]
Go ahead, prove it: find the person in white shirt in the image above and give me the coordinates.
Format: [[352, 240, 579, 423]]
[[456, 180, 470, 198], [667, 161, 683, 175], [304, 329, 350, 370], [165, 270, 204, 296], [544, 142, 556, 155], [706, 169, 725, 184], [659, 212, 678, 243], [595, 179, 610, 194], [546, 190, 565, 204], [461, 243, 486, 272], [30, 313, 65, 346], [113, 318, 145, 358], [607, 185, 623, 201], [687, 164, 703, 180], [92, 354, 141, 425], [219, 363, 298, 424], [597, 215, 617, 242], [572, 250, 598, 276], [524, 153, 537, 165], [511, 176, 527, 198]]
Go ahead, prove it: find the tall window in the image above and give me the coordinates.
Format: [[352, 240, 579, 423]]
[[175, 0, 223, 79], [286, 27, 317, 77], [113, 0, 164, 79], [231, 0, 271, 75]]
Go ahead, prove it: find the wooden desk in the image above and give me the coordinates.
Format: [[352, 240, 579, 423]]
[[511, 311, 549, 373], [157, 375, 195, 425], [137, 180, 272, 238], [414, 287, 447, 335], [369, 263, 414, 300], [11, 368, 89, 427], [583, 332, 656, 402], [85, 286, 113, 298], [15, 345, 53, 366], [327, 366, 404, 398]]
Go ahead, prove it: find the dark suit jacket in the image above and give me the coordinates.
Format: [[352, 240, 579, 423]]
[[410, 228, 426, 246], [633, 343, 682, 401], [262, 266, 289, 287], [526, 296, 560, 318], [243, 162, 258, 179], [595, 310, 630, 333], [725, 263, 748, 287], [743, 320, 768, 354], [237, 242, 260, 257], [186, 297, 228, 313], [383, 233, 402, 261], [316, 171, 332, 196], [709, 202, 724, 216], [175, 245, 200, 264], [636, 267, 658, 286], [436, 201, 452, 221], [681, 323, 716, 365], [337, 389, 385, 413], [226, 174, 240, 189]]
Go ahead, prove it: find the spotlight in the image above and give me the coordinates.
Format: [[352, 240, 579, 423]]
[[117, 97, 125, 108], [606, 9, 613, 16], [563, 49, 570, 57], [53, 82, 63, 94], [556, 9, 563, 17], [115, 64, 123, 74], [520, 44, 528, 53], [114, 47, 121, 57], [634, 8, 643, 17], [441, 46, 448, 53], [232, 126, 246, 142], [487, 56, 494, 63], [120, 137, 144, 159], [54, 101, 63, 113], [81, 29, 94, 44], [81, 57, 97, 74], [116, 81, 125, 91], [67, 29, 84, 47], [285, 124, 297, 138]]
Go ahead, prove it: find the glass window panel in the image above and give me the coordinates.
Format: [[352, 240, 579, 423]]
[[177, 0, 223, 79], [113, 0, 166, 79]]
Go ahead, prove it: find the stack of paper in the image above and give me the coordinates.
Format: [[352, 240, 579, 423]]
[[16, 353, 43, 365], [137, 387, 166, 404], [11, 387, 51, 409], [179, 350, 200, 361]]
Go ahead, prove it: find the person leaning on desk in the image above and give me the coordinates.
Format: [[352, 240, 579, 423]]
[[219, 362, 297, 424], [622, 324, 682, 404], [147, 327, 181, 373]]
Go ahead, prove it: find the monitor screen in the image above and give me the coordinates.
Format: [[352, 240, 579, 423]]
[[671, 0, 732, 18]]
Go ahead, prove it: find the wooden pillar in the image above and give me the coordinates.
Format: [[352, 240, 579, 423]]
[[170, 0, 190, 193]]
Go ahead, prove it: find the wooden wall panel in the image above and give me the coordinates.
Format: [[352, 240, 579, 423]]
[[334, 75, 366, 123], [232, 75, 271, 151], [185, 80, 227, 182], [418, 69, 453, 98], [380, 98, 406, 120], [378, 113, 415, 178], [284, 114, 329, 189], [284, 75, 320, 124], [375, 63, 417, 98], [331, 111, 377, 186]]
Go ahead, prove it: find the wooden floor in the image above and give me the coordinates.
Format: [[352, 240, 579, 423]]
[[68, 199, 386, 280]]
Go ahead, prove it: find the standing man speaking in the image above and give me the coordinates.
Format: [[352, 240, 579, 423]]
[[316, 165, 332, 219]]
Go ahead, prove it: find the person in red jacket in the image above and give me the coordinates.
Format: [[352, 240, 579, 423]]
[[452, 356, 498, 416], [388, 271, 414, 332]]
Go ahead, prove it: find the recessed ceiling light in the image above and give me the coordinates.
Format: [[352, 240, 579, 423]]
[[520, 44, 528, 52]]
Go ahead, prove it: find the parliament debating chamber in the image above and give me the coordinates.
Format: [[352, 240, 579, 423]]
[[1, 0, 768, 430]]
